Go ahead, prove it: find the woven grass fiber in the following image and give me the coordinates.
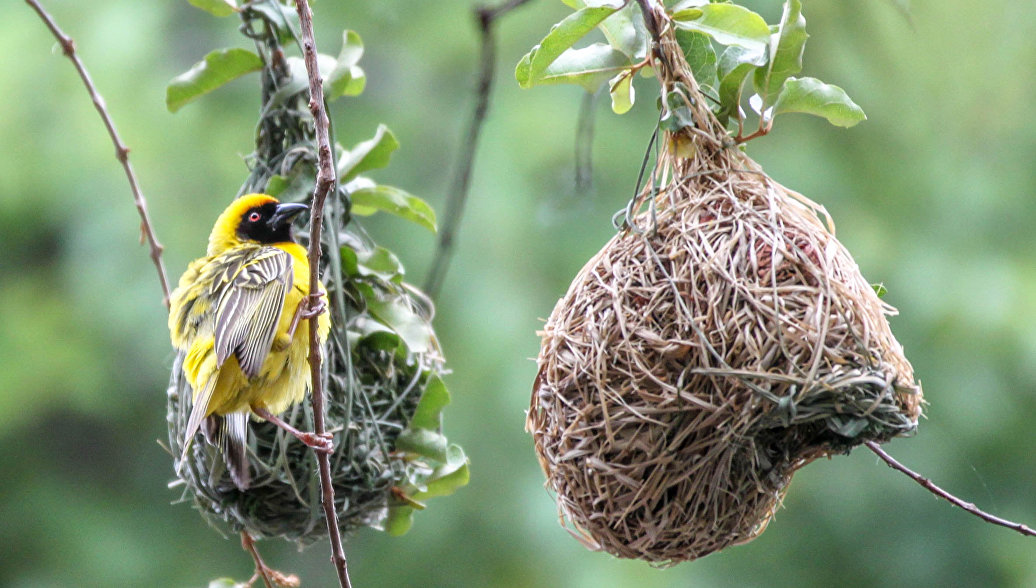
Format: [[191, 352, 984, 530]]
[[528, 14, 923, 565], [167, 234, 445, 545]]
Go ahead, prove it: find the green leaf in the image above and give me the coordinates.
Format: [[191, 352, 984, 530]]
[[872, 282, 888, 298], [166, 48, 263, 112], [669, 0, 709, 12], [326, 30, 366, 100], [672, 4, 770, 64], [559, 0, 647, 59], [350, 185, 437, 233], [715, 45, 759, 125], [342, 244, 405, 283], [414, 447, 470, 500], [245, 1, 298, 43], [384, 505, 415, 536], [188, 0, 237, 17], [410, 375, 450, 430], [608, 72, 635, 114], [351, 326, 400, 351], [362, 290, 436, 353], [534, 44, 631, 92], [395, 429, 448, 462], [360, 247, 405, 283], [772, 77, 866, 127], [599, 1, 649, 61], [674, 29, 717, 95], [754, 0, 807, 108], [338, 125, 400, 182], [264, 164, 315, 202], [516, 2, 624, 89]]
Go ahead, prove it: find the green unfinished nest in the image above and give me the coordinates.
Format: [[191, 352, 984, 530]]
[[528, 22, 922, 565], [167, 229, 463, 543], [165, 3, 467, 544]]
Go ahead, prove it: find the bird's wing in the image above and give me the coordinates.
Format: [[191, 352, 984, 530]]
[[212, 247, 294, 378]]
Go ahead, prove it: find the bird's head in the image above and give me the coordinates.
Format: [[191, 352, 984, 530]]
[[207, 194, 308, 255]]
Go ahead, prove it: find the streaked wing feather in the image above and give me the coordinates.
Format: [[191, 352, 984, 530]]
[[213, 248, 293, 378]]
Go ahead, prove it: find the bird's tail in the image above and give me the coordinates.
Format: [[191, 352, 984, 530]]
[[203, 412, 250, 491]]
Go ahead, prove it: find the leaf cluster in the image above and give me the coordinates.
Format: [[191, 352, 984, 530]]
[[517, 0, 865, 139]]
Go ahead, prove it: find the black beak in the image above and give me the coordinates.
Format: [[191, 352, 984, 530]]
[[268, 202, 308, 229]]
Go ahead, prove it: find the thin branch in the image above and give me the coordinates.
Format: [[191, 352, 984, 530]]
[[290, 1, 351, 587], [866, 441, 1036, 538], [26, 0, 171, 307], [423, 0, 535, 299], [240, 532, 275, 588]]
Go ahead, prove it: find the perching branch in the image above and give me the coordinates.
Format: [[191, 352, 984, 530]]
[[866, 441, 1035, 538], [289, 1, 351, 587], [26, 0, 171, 307], [424, 0, 535, 299]]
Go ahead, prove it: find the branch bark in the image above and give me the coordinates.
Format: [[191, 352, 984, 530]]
[[26, 0, 171, 307], [866, 441, 1035, 538], [290, 1, 351, 586]]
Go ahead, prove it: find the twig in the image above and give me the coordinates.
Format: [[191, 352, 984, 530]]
[[866, 441, 1035, 538], [633, 0, 662, 48], [423, 0, 535, 299], [240, 532, 275, 588], [290, 2, 351, 587], [574, 90, 598, 193], [26, 0, 171, 306]]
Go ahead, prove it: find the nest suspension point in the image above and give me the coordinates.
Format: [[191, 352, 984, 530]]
[[528, 17, 922, 564]]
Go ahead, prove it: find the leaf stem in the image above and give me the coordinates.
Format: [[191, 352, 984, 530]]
[[290, 0, 351, 586], [25, 0, 171, 307]]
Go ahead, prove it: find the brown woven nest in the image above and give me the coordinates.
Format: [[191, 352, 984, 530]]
[[528, 21, 923, 565]]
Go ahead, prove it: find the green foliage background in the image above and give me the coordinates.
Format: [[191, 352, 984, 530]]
[[0, 1, 1033, 586]]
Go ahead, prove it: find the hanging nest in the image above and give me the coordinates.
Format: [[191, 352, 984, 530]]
[[528, 17, 923, 564], [167, 230, 447, 544], [165, 5, 464, 544]]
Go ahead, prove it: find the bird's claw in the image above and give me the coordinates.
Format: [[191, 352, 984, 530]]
[[299, 431, 334, 454], [299, 290, 327, 321]]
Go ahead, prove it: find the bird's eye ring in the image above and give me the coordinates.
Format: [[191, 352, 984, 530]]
[[248, 211, 262, 222]]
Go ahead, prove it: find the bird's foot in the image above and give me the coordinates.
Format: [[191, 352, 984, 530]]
[[296, 431, 334, 454], [286, 290, 327, 340], [298, 290, 327, 321], [252, 407, 335, 455]]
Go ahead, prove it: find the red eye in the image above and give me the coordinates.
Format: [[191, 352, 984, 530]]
[[248, 211, 262, 222]]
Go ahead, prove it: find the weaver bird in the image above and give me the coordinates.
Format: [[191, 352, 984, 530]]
[[169, 193, 331, 490]]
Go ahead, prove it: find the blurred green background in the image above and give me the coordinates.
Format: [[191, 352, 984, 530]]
[[1, 0, 1033, 586]]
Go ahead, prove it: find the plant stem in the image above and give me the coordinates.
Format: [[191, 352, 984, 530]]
[[290, 0, 351, 586], [25, 0, 171, 307], [423, 0, 535, 299], [866, 441, 1035, 538], [240, 532, 275, 588]]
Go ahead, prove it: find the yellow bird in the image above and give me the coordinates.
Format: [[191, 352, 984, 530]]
[[169, 193, 331, 490]]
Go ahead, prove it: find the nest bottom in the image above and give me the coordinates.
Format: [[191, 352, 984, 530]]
[[167, 319, 438, 545], [531, 367, 909, 563]]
